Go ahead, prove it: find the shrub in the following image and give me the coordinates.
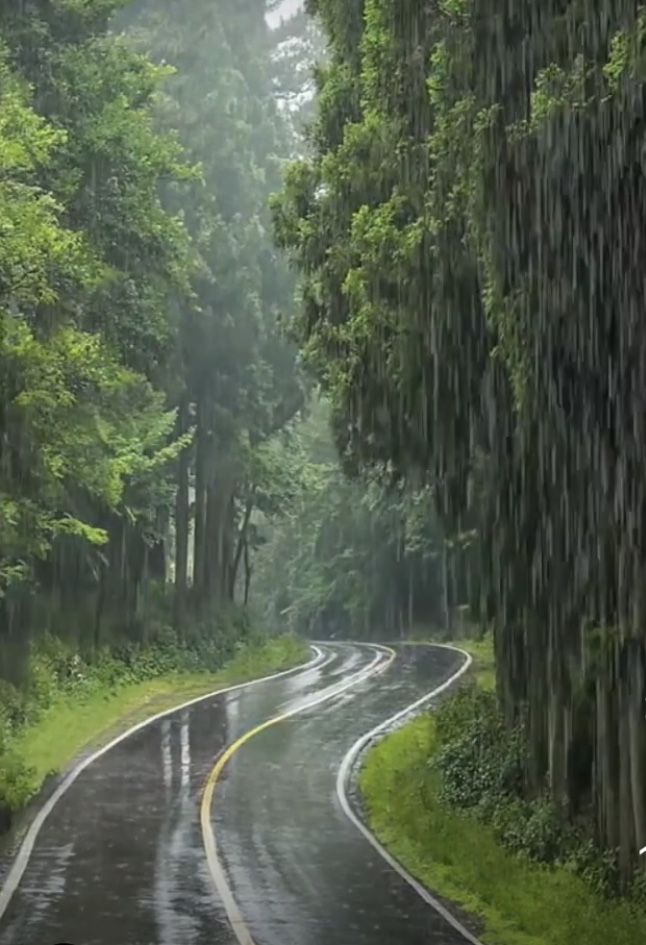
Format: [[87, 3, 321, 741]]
[[0, 603, 264, 827], [431, 683, 640, 905], [433, 686, 525, 809], [0, 679, 26, 730], [629, 868, 646, 909], [0, 750, 35, 818], [564, 838, 620, 898], [486, 795, 575, 865]]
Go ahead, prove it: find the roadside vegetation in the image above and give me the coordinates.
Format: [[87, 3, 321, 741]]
[[1, 628, 307, 834], [360, 635, 646, 944], [0, 0, 312, 838], [2, 0, 646, 934], [275, 0, 646, 902], [406, 635, 497, 690], [455, 638, 496, 692], [254, 399, 470, 640]]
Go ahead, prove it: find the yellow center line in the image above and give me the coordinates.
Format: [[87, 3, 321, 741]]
[[200, 643, 396, 945]]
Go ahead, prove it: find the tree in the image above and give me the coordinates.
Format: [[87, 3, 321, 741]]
[[120, 0, 305, 621], [273, 0, 646, 884], [0, 0, 194, 652], [252, 398, 459, 639]]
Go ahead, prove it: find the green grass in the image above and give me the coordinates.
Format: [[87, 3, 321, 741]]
[[12, 635, 308, 798], [403, 631, 497, 691], [457, 636, 496, 691], [360, 715, 646, 945]]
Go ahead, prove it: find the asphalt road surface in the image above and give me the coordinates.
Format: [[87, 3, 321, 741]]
[[0, 642, 471, 945]]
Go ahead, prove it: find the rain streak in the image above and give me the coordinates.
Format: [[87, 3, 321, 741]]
[[1, 3, 645, 945]]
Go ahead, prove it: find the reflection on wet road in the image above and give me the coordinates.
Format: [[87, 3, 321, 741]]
[[0, 642, 469, 945]]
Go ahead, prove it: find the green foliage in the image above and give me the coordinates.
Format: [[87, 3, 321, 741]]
[[253, 398, 457, 637], [360, 714, 646, 945], [434, 688, 525, 808], [0, 0, 307, 664], [0, 616, 303, 819], [113, 0, 307, 616], [432, 686, 630, 900], [0, 2, 310, 848], [486, 797, 573, 867], [0, 5, 194, 607], [275, 0, 646, 881]]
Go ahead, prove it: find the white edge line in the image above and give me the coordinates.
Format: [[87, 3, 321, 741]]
[[201, 642, 395, 945], [268, 643, 393, 724], [0, 643, 326, 920], [336, 644, 485, 945]]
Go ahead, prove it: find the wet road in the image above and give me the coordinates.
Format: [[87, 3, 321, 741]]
[[0, 642, 470, 945]]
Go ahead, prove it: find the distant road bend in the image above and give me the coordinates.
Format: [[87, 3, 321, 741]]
[[0, 641, 479, 945]]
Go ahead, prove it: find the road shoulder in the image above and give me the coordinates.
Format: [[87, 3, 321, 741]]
[[358, 653, 646, 945], [0, 636, 308, 862]]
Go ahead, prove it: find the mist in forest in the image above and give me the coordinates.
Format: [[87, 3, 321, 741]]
[[266, 0, 304, 29], [0, 0, 645, 933]]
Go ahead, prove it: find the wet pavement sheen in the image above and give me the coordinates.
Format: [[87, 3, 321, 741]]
[[0, 643, 468, 945]]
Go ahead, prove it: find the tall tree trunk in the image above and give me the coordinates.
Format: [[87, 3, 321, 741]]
[[595, 651, 620, 854], [174, 398, 190, 629], [204, 481, 220, 602], [231, 491, 255, 600], [149, 540, 166, 583], [628, 644, 646, 866], [547, 621, 570, 808], [618, 660, 635, 888], [243, 537, 252, 606], [193, 398, 209, 608], [407, 568, 413, 638], [204, 481, 235, 604], [94, 566, 106, 650], [221, 493, 235, 601], [442, 542, 452, 634]]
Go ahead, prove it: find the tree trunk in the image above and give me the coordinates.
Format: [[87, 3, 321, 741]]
[[204, 481, 235, 605], [222, 494, 235, 600], [94, 566, 106, 650], [595, 653, 620, 854], [193, 398, 209, 607], [149, 540, 166, 583], [243, 538, 252, 605], [628, 644, 646, 867], [443, 542, 452, 634], [407, 568, 413, 637], [547, 622, 570, 808], [231, 492, 255, 600], [174, 398, 190, 629]]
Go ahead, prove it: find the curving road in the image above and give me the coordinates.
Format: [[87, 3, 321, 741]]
[[0, 642, 474, 945]]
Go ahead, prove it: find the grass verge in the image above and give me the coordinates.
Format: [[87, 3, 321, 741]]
[[405, 632, 496, 691], [456, 636, 496, 691], [360, 699, 646, 945], [10, 635, 308, 808]]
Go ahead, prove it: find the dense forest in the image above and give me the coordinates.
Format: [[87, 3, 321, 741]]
[[1, 0, 646, 905], [0, 0, 307, 671], [0, 0, 456, 669], [254, 397, 473, 638], [272, 0, 646, 885]]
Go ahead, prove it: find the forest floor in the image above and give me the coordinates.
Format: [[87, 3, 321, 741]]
[[4, 635, 308, 847], [359, 637, 646, 945]]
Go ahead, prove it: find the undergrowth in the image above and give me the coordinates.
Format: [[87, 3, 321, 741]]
[[361, 708, 646, 945], [432, 687, 635, 901], [0, 611, 305, 828], [360, 634, 646, 944]]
